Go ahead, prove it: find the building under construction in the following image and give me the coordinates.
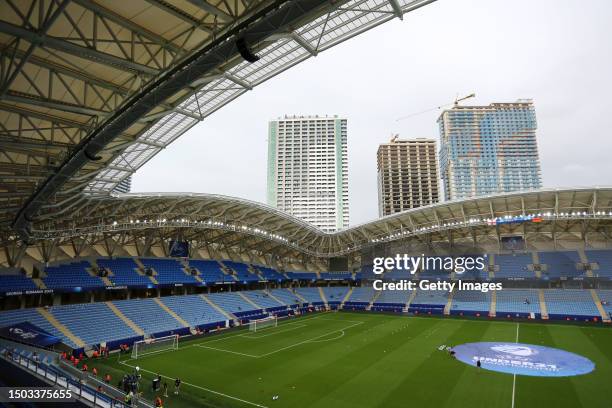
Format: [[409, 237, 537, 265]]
[[377, 137, 440, 216]]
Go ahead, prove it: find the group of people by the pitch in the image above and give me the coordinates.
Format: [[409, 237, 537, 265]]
[[121, 367, 181, 407]]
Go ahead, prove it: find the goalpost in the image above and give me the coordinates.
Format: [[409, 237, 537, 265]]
[[131, 334, 178, 359], [249, 316, 278, 332]]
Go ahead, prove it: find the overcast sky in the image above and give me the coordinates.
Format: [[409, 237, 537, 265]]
[[133, 0, 612, 226]]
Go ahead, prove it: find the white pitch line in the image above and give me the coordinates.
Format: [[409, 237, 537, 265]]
[[512, 322, 519, 408], [119, 359, 268, 408], [240, 323, 307, 339], [307, 330, 345, 343], [195, 344, 260, 358], [257, 320, 364, 358]]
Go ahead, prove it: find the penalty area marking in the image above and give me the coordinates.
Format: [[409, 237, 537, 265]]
[[257, 320, 364, 358], [196, 320, 364, 358], [239, 323, 308, 339], [307, 330, 345, 343], [119, 359, 269, 408]]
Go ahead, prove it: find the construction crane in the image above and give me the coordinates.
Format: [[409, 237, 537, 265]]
[[395, 93, 476, 122]]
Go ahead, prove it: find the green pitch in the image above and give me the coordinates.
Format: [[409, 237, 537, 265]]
[[95, 312, 612, 408]]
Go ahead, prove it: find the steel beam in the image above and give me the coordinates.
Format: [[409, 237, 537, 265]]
[[11, 0, 332, 240], [186, 0, 233, 22], [0, 20, 159, 75]]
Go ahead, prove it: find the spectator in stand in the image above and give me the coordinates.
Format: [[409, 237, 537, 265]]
[[82, 363, 88, 372], [92, 367, 98, 377], [105, 373, 111, 384]]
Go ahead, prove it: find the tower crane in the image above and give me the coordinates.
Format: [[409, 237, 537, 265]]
[[395, 93, 476, 122]]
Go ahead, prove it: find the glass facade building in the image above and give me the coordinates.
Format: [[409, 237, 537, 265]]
[[438, 100, 542, 201]]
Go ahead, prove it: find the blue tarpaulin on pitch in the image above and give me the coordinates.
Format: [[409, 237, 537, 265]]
[[0, 321, 62, 347]]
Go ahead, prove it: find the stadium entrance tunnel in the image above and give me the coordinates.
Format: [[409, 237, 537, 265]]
[[452, 342, 595, 377]]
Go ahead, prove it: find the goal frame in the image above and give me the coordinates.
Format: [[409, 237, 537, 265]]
[[248, 316, 278, 332], [131, 334, 178, 359]]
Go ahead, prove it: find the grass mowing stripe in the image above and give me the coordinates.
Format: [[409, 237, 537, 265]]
[[515, 324, 583, 408], [511, 322, 519, 408], [90, 313, 612, 408]]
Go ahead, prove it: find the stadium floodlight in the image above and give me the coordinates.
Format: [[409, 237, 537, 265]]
[[132, 335, 179, 359], [249, 316, 278, 332]]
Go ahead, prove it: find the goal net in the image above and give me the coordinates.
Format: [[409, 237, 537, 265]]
[[131, 334, 178, 359], [249, 316, 277, 332]]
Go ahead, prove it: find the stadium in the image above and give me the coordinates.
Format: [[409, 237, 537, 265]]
[[0, 0, 612, 407]]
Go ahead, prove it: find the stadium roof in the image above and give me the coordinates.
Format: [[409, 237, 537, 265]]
[[15, 187, 612, 261], [0, 0, 437, 240]]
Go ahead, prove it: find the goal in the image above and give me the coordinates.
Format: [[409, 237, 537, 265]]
[[131, 334, 178, 359], [249, 316, 277, 332]]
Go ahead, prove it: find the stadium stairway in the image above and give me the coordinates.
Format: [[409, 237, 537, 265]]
[[405, 290, 417, 312], [249, 265, 265, 281], [200, 294, 236, 321], [33, 278, 46, 289], [488, 254, 495, 279], [590, 289, 611, 322], [291, 289, 308, 304], [105, 301, 145, 336], [578, 249, 594, 277], [180, 259, 203, 283], [264, 290, 286, 306], [318, 287, 328, 305], [237, 292, 261, 309], [367, 290, 381, 311], [217, 261, 239, 281], [153, 298, 189, 328], [134, 258, 146, 271], [489, 290, 497, 317], [37, 307, 85, 348], [532, 252, 542, 278], [538, 290, 549, 319], [444, 289, 454, 315], [340, 287, 353, 308], [134, 258, 158, 284], [89, 259, 114, 286]]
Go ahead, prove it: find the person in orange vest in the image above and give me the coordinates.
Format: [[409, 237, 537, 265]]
[[105, 373, 111, 384], [154, 396, 163, 408], [93, 350, 99, 358], [92, 367, 98, 377]]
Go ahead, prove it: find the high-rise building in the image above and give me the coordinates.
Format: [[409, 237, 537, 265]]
[[267, 115, 348, 232], [438, 99, 542, 201], [377, 137, 439, 216]]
